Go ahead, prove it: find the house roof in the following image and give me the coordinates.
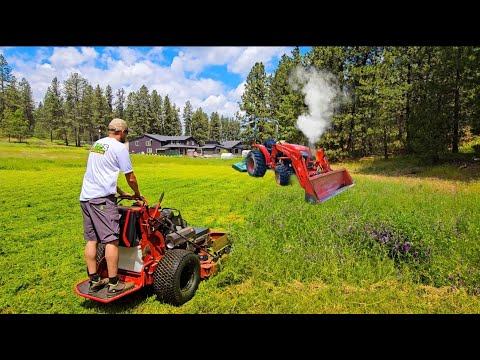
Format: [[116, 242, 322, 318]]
[[145, 134, 196, 142], [221, 140, 243, 148], [199, 144, 218, 149], [164, 144, 199, 149]]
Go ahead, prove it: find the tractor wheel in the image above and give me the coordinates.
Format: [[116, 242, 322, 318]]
[[274, 165, 290, 186], [246, 150, 267, 177], [153, 249, 201, 306], [96, 243, 106, 265]]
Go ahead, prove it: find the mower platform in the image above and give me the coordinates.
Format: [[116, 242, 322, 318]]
[[74, 279, 141, 303]]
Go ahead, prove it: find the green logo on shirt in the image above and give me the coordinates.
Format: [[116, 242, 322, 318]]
[[90, 143, 109, 154]]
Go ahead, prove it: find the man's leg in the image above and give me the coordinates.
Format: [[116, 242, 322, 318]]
[[105, 239, 119, 278], [85, 239, 99, 276], [81, 200, 109, 293], [87, 196, 134, 297], [105, 238, 135, 297]]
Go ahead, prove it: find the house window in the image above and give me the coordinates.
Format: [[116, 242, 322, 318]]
[[147, 148, 152, 154], [135, 141, 139, 146], [146, 140, 152, 146]]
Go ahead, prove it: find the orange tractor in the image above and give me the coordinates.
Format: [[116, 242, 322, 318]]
[[75, 193, 231, 306], [245, 117, 354, 204]]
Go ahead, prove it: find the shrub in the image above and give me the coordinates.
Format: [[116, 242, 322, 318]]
[[473, 144, 480, 156]]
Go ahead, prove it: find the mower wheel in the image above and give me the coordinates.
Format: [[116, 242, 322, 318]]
[[246, 150, 267, 177], [274, 165, 290, 186], [153, 249, 201, 306]]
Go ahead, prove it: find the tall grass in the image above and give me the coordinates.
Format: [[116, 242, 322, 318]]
[[1, 140, 479, 313]]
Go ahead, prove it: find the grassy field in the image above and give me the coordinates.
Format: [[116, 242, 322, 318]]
[[1, 139, 480, 314]]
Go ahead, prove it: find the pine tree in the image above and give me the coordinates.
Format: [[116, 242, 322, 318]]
[[150, 90, 163, 134], [64, 73, 88, 146], [0, 54, 13, 125], [209, 111, 221, 142], [191, 107, 209, 146], [2, 76, 22, 140], [114, 88, 126, 119], [33, 101, 48, 138], [18, 78, 35, 135], [4, 107, 28, 142], [172, 105, 182, 136], [220, 115, 229, 141], [408, 47, 450, 163], [105, 84, 113, 118], [182, 100, 193, 136], [268, 48, 306, 145], [124, 92, 137, 134], [163, 95, 177, 136], [240, 62, 269, 122], [91, 84, 110, 140], [221, 115, 241, 141], [44, 77, 64, 142], [136, 85, 153, 134]]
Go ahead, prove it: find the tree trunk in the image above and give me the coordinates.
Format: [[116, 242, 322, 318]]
[[405, 63, 412, 153], [383, 123, 388, 159], [347, 95, 356, 153], [452, 47, 462, 154]]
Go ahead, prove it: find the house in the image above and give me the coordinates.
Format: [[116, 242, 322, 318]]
[[220, 140, 249, 155], [199, 141, 222, 156], [198, 140, 248, 156], [128, 134, 199, 155]]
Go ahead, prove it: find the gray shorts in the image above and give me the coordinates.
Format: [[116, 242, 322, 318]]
[[80, 195, 121, 244]]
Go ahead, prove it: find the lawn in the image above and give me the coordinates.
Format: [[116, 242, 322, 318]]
[[1, 139, 480, 314]]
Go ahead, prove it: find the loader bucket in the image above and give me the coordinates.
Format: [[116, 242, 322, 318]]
[[304, 168, 354, 204]]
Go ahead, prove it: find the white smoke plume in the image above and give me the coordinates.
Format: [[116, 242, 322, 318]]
[[289, 66, 342, 148]]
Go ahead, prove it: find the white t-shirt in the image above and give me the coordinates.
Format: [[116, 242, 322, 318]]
[[79, 137, 133, 201]]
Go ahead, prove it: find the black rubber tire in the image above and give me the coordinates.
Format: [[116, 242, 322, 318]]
[[96, 243, 106, 265], [153, 249, 201, 306], [246, 150, 267, 177], [274, 165, 290, 186]]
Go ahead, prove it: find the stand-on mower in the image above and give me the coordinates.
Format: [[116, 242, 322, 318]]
[[245, 117, 354, 204], [75, 193, 231, 306]]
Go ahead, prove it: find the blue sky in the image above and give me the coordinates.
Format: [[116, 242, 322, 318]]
[[0, 46, 311, 117]]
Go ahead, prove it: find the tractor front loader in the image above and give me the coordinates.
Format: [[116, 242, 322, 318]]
[[245, 117, 354, 204]]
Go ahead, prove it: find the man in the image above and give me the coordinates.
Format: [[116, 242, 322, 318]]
[[80, 118, 140, 298]]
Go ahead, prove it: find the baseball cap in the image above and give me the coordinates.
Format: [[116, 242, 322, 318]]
[[108, 118, 128, 132]]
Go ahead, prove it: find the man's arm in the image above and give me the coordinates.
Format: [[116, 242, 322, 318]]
[[116, 185, 130, 197], [124, 171, 141, 197]]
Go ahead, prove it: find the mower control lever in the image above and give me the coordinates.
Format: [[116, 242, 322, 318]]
[[117, 194, 148, 206], [151, 192, 164, 219]]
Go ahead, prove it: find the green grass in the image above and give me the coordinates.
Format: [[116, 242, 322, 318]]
[[1, 140, 480, 313]]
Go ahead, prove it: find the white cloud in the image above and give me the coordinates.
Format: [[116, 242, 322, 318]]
[[228, 47, 290, 75], [6, 46, 292, 118], [173, 46, 291, 76], [50, 47, 98, 68], [172, 47, 244, 75]]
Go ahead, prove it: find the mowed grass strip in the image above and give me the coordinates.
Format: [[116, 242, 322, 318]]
[[1, 141, 479, 313]]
